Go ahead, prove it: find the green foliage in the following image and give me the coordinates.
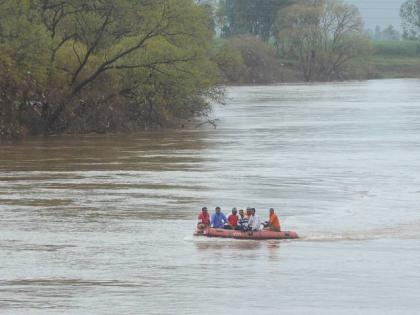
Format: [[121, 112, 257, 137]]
[[217, 0, 293, 41], [400, 0, 420, 39], [373, 40, 420, 56], [367, 55, 420, 79], [368, 39, 420, 78], [0, 1, 51, 87], [276, 0, 372, 81], [0, 0, 223, 137], [210, 39, 245, 82], [211, 36, 293, 83]]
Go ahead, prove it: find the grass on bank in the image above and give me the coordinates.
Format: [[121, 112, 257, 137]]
[[369, 40, 420, 78], [373, 40, 420, 56]]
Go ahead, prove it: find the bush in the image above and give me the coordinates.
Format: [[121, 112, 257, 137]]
[[213, 35, 292, 84]]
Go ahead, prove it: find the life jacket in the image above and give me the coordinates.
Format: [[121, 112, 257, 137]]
[[269, 213, 281, 229]]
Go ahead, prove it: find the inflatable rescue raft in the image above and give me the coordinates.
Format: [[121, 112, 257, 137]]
[[194, 227, 298, 240]]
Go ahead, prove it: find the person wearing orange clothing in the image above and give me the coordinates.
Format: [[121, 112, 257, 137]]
[[197, 207, 210, 229], [264, 208, 281, 231]]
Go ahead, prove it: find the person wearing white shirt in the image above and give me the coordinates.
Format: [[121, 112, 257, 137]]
[[248, 208, 261, 231]]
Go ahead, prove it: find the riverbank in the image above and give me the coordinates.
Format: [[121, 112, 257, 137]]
[[364, 40, 420, 79], [223, 57, 420, 84], [368, 55, 420, 79], [221, 58, 420, 85]]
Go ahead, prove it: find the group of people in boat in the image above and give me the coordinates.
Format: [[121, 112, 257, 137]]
[[197, 206, 281, 232]]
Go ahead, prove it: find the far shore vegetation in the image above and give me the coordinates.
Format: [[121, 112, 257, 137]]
[[1, 0, 420, 139]]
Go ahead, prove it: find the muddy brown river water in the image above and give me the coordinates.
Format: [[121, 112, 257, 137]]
[[1, 79, 420, 314]]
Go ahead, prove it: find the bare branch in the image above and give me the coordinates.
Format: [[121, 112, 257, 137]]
[[71, 30, 158, 96], [70, 12, 112, 85]]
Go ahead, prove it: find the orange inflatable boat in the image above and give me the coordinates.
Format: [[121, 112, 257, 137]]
[[194, 227, 298, 240]]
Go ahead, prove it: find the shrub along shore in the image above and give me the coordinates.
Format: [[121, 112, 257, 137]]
[[0, 1, 223, 139]]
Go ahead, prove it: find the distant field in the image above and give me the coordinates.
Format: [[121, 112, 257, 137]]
[[372, 40, 420, 56], [369, 56, 420, 78], [369, 40, 420, 78]]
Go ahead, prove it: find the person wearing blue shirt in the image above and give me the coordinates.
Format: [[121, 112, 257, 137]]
[[211, 206, 227, 228]]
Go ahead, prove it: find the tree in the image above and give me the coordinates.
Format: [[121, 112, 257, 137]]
[[217, 0, 293, 41], [382, 25, 401, 41], [215, 35, 286, 83], [0, 0, 223, 137], [39, 0, 216, 128], [276, 0, 371, 81], [0, 0, 52, 136], [372, 25, 401, 41], [374, 25, 382, 40], [400, 0, 420, 39]]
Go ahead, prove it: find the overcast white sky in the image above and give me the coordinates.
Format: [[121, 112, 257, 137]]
[[346, 0, 406, 30]]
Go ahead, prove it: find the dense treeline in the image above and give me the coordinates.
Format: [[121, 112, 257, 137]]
[[2, 0, 419, 139], [0, 0, 222, 138], [216, 0, 373, 82], [217, 0, 293, 41], [215, 0, 420, 83]]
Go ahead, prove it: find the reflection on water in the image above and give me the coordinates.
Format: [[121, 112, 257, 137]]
[[1, 79, 420, 314], [194, 239, 264, 251], [193, 239, 282, 263]]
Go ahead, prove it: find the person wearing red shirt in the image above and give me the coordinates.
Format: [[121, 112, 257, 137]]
[[197, 207, 210, 229], [226, 208, 238, 229]]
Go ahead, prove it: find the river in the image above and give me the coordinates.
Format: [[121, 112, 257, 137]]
[[1, 79, 420, 314]]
